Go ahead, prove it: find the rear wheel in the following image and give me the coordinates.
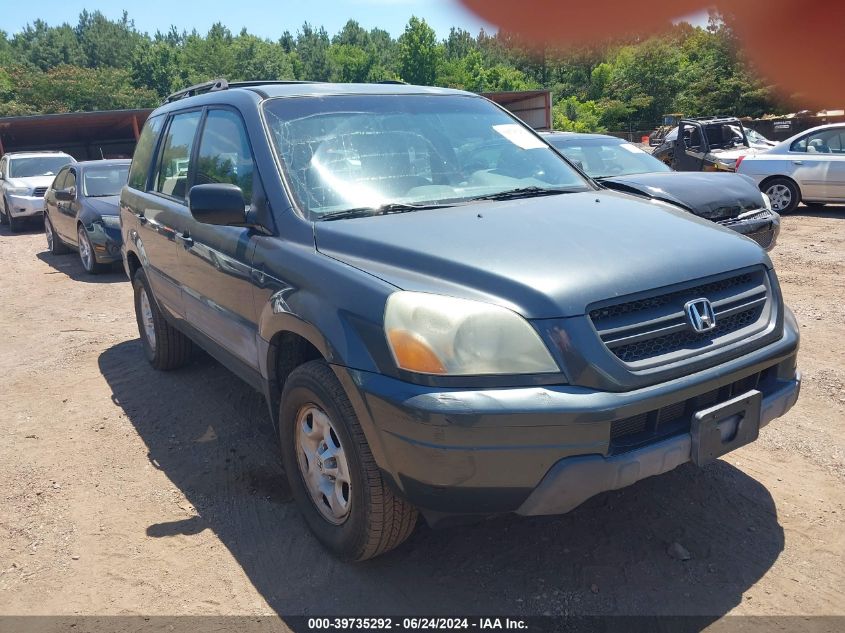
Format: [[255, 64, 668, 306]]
[[280, 360, 418, 561], [45, 216, 70, 254], [763, 177, 800, 213], [132, 268, 193, 370]]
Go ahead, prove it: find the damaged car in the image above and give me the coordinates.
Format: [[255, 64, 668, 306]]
[[651, 116, 760, 173], [544, 132, 781, 250]]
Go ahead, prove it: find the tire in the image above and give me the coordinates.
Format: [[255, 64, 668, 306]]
[[763, 177, 801, 213], [132, 268, 193, 370], [280, 360, 418, 561], [0, 198, 8, 226], [7, 202, 20, 233], [77, 224, 105, 274], [804, 202, 826, 209], [45, 216, 70, 254]]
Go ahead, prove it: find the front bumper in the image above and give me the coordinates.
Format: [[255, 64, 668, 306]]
[[6, 194, 45, 218], [718, 211, 781, 251], [335, 317, 799, 519]]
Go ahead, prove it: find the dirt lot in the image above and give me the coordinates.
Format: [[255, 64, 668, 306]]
[[0, 208, 843, 623]]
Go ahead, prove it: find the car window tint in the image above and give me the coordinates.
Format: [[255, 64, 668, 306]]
[[128, 115, 164, 190], [153, 111, 202, 201], [195, 109, 255, 202]]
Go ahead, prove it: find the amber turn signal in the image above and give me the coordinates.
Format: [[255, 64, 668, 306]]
[[387, 329, 447, 374]]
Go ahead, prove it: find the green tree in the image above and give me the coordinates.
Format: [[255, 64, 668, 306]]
[[398, 17, 440, 85], [296, 23, 331, 81]]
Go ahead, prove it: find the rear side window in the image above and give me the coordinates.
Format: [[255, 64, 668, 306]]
[[195, 109, 256, 202], [128, 115, 164, 190], [153, 111, 202, 201]]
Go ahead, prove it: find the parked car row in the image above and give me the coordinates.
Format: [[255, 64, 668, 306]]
[[648, 115, 845, 213], [2, 80, 802, 562]]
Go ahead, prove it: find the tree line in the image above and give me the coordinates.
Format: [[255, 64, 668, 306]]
[[0, 10, 788, 131]]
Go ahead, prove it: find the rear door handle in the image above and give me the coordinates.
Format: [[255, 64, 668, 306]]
[[792, 160, 803, 165]]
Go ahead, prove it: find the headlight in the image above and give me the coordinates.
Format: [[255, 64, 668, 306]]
[[99, 215, 121, 228], [384, 291, 559, 375], [761, 192, 773, 212], [7, 186, 31, 195]]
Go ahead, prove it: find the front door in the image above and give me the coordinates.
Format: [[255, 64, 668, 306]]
[[177, 107, 262, 369], [54, 167, 81, 243], [672, 121, 706, 171]]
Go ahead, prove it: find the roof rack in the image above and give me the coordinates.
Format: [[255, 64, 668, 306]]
[[164, 79, 316, 103], [377, 80, 407, 85]]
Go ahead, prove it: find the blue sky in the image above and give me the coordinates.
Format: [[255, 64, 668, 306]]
[[0, 0, 495, 39]]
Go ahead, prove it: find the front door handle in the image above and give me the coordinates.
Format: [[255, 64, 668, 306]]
[[792, 160, 803, 165], [176, 232, 193, 247]]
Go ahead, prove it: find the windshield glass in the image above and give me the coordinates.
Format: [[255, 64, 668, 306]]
[[82, 164, 130, 197], [9, 156, 73, 178], [262, 94, 590, 219], [547, 137, 670, 178]]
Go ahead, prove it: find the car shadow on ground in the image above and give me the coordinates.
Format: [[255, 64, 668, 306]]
[[36, 251, 125, 284], [792, 203, 845, 219], [99, 339, 784, 624]]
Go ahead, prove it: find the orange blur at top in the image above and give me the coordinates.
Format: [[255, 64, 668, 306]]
[[459, 0, 845, 109]]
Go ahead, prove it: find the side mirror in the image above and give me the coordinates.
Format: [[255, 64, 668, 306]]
[[188, 183, 247, 226], [55, 187, 75, 201]]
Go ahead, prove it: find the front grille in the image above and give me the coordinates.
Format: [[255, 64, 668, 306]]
[[718, 210, 773, 226], [747, 230, 775, 249], [612, 306, 761, 363], [589, 268, 771, 367], [32, 187, 48, 197], [609, 369, 768, 454]]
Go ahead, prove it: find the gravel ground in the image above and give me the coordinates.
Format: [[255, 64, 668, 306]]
[[0, 207, 843, 622]]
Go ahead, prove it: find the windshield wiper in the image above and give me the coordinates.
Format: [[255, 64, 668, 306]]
[[468, 186, 580, 202], [318, 202, 451, 221]]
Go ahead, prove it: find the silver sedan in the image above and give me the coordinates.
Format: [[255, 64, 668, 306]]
[[736, 123, 845, 212]]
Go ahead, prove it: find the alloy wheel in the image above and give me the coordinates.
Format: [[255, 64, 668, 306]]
[[45, 220, 54, 251], [78, 226, 93, 271], [139, 287, 157, 352], [295, 404, 352, 524]]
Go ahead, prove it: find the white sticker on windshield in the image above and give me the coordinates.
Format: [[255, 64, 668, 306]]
[[619, 143, 646, 154], [492, 124, 547, 150]]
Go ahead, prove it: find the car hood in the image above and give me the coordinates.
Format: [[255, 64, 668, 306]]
[[82, 196, 120, 216], [598, 172, 764, 220], [314, 190, 771, 319], [7, 175, 57, 189]]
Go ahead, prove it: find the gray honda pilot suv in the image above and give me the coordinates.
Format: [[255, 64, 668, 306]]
[[120, 80, 801, 560]]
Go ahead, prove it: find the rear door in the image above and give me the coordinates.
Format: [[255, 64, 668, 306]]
[[176, 107, 262, 369], [672, 121, 706, 171], [126, 110, 202, 319]]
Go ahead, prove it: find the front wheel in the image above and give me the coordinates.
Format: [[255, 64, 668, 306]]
[[45, 216, 70, 254], [77, 224, 105, 274], [280, 360, 418, 561], [132, 268, 193, 370], [763, 178, 801, 213]]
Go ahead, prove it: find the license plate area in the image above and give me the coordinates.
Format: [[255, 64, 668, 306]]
[[691, 389, 762, 466]]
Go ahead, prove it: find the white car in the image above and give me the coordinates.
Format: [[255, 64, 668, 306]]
[[0, 151, 76, 232], [736, 123, 845, 213]]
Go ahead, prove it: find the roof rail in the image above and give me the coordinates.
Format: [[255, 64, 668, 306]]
[[377, 80, 407, 85], [165, 78, 229, 103], [164, 79, 317, 103]]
